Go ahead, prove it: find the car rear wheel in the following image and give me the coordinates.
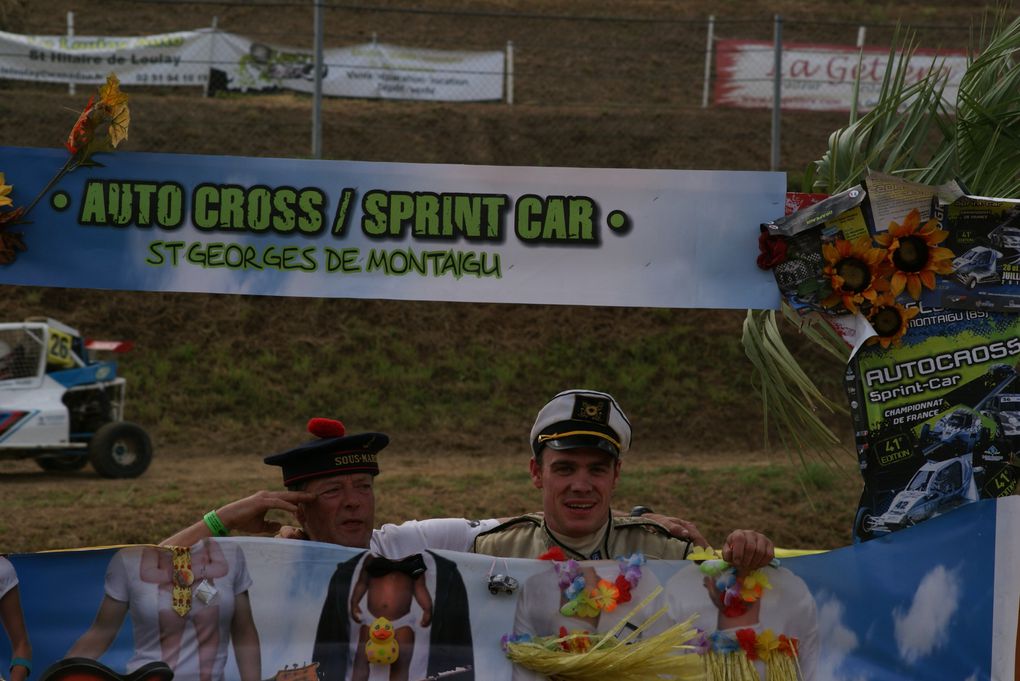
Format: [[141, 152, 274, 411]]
[[89, 421, 153, 478], [36, 454, 89, 472]]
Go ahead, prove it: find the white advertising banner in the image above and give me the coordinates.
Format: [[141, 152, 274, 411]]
[[0, 29, 214, 86], [0, 29, 504, 102], [714, 39, 968, 112], [214, 32, 505, 101]]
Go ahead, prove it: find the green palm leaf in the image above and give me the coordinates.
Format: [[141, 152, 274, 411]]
[[814, 12, 1020, 197], [745, 10, 1020, 461]]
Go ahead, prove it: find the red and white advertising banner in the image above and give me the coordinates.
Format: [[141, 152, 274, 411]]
[[714, 39, 968, 112]]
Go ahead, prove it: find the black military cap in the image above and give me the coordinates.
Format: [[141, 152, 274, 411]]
[[264, 418, 388, 486]]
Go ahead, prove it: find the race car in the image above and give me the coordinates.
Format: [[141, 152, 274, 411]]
[[952, 246, 1003, 289], [0, 318, 152, 477], [858, 454, 981, 535]]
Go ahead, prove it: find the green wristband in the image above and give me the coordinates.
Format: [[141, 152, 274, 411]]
[[203, 510, 230, 537], [10, 657, 31, 676]]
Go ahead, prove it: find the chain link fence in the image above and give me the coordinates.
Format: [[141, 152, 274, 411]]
[[2, 1, 990, 173]]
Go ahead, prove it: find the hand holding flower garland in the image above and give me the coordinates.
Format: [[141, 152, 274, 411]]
[[689, 546, 775, 630]]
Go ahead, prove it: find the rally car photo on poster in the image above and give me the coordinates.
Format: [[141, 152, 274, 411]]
[[854, 362, 1020, 539]]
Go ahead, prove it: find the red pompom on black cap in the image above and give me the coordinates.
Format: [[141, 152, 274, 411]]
[[307, 418, 345, 438]]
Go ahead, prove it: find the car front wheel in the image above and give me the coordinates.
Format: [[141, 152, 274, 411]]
[[89, 422, 153, 478]]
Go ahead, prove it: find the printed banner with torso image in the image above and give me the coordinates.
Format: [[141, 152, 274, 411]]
[[0, 497, 1017, 681]]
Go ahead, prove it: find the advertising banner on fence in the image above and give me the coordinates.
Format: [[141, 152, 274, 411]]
[[0, 27, 504, 102], [211, 33, 505, 102], [714, 39, 968, 112], [1, 498, 1017, 681], [0, 29, 214, 86], [0, 146, 784, 309]]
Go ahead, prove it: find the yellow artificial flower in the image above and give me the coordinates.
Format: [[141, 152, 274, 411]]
[[875, 208, 954, 300], [0, 173, 12, 208], [755, 629, 780, 662], [687, 546, 720, 561], [740, 569, 772, 601], [99, 73, 130, 148]]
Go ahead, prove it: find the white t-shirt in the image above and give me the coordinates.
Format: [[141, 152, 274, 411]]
[[370, 517, 499, 558], [0, 557, 18, 599], [105, 541, 253, 681]]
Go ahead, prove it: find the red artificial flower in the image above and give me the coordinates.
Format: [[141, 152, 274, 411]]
[[538, 547, 566, 561], [557, 627, 591, 653], [723, 600, 749, 618], [778, 634, 799, 657], [736, 628, 758, 660], [614, 574, 632, 604], [66, 96, 96, 154], [757, 232, 789, 269]]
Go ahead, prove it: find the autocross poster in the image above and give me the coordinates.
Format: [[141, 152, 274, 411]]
[[0, 146, 784, 309], [1, 497, 1018, 681], [845, 308, 1020, 543]]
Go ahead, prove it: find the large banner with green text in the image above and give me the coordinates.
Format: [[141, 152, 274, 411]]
[[0, 147, 784, 309]]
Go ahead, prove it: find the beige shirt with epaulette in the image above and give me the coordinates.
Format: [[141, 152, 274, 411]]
[[471, 513, 692, 560]]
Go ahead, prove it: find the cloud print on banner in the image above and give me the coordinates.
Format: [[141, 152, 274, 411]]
[[815, 590, 867, 681], [893, 565, 961, 664]]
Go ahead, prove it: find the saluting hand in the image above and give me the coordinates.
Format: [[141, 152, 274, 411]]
[[216, 490, 317, 535]]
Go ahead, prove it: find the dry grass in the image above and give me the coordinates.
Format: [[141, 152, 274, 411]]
[[0, 444, 860, 553]]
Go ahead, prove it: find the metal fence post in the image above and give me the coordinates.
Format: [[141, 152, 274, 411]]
[[311, 0, 324, 159], [770, 14, 782, 172], [506, 40, 514, 105], [204, 16, 218, 97], [701, 15, 714, 108], [66, 11, 75, 95]]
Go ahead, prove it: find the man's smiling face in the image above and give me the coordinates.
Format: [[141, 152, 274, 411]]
[[530, 447, 620, 538]]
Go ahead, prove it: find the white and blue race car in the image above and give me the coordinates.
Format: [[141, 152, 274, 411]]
[[0, 318, 152, 477]]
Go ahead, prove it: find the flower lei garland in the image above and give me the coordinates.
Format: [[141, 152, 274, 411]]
[[694, 628, 801, 681], [688, 546, 772, 618], [551, 551, 645, 617], [500, 549, 648, 650], [503, 549, 802, 681]]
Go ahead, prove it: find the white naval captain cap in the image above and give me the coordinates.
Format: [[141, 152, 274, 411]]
[[529, 389, 632, 459]]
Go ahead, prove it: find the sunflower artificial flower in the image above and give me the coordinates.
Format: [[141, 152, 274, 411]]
[[866, 293, 921, 348], [821, 236, 889, 313], [875, 208, 955, 300]]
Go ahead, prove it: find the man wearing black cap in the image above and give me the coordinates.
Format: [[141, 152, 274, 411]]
[[472, 389, 774, 566], [164, 418, 479, 681], [161, 417, 501, 555]]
